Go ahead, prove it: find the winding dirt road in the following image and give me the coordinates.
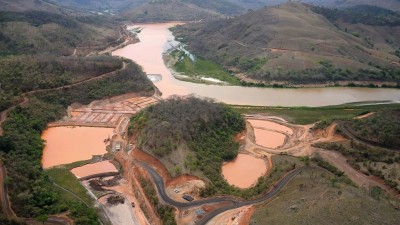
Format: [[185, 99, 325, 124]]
[[0, 62, 127, 136], [136, 159, 305, 225]]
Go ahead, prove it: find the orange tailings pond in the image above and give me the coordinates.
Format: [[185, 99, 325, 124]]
[[41, 126, 114, 168], [248, 120, 290, 149], [222, 154, 267, 188], [71, 161, 117, 179]]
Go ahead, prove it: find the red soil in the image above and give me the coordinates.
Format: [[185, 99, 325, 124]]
[[131, 148, 204, 187]]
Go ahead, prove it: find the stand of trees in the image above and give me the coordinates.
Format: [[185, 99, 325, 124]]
[[312, 5, 400, 26], [0, 61, 153, 223], [131, 97, 302, 198], [349, 110, 400, 148]]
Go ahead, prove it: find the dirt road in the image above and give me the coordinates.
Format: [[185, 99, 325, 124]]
[[0, 62, 127, 136]]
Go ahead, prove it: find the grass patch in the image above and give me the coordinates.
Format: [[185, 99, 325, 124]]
[[232, 103, 400, 124], [171, 50, 241, 85], [46, 168, 93, 205], [250, 169, 400, 225]]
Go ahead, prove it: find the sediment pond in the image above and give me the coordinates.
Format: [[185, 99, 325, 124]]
[[42, 126, 114, 168], [222, 154, 267, 188], [71, 161, 117, 178]]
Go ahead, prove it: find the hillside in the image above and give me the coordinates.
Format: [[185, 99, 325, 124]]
[[130, 97, 248, 195], [121, 0, 245, 22], [0, 10, 121, 56], [226, 0, 400, 11], [48, 0, 146, 12], [0, 0, 68, 13], [315, 0, 400, 12], [0, 1, 155, 224], [172, 2, 400, 85]]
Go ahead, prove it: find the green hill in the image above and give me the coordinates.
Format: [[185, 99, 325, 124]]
[[172, 2, 400, 85], [121, 0, 245, 22]]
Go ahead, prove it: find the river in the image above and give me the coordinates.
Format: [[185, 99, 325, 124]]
[[112, 23, 400, 107]]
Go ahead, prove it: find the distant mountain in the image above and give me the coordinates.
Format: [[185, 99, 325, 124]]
[[48, 0, 147, 12], [226, 0, 400, 12], [311, 0, 400, 11], [0, 0, 67, 13], [121, 0, 245, 22], [172, 2, 400, 84], [0, 0, 122, 56]]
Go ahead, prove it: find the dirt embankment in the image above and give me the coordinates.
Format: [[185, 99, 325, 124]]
[[132, 148, 204, 187], [114, 150, 161, 225]]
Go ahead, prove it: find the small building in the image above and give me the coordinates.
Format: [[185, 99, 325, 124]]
[[115, 142, 121, 151]]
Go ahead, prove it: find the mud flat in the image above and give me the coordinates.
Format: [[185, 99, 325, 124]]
[[71, 161, 118, 179], [113, 23, 400, 107], [248, 119, 293, 135], [253, 129, 286, 149], [41, 126, 114, 168], [221, 154, 267, 188]]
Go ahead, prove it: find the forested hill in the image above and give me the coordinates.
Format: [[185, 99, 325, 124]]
[[130, 97, 246, 195], [0, 1, 155, 224], [120, 0, 244, 22], [0, 0, 67, 13], [172, 2, 400, 85], [226, 0, 400, 11]]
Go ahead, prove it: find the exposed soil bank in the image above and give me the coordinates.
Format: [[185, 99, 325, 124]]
[[221, 154, 267, 188], [71, 161, 118, 179], [248, 119, 293, 135], [41, 126, 114, 168], [253, 129, 286, 149]]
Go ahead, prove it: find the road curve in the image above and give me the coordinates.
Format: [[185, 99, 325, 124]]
[[0, 160, 16, 218], [137, 160, 304, 224]]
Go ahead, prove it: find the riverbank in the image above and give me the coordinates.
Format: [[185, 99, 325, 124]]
[[113, 23, 400, 107]]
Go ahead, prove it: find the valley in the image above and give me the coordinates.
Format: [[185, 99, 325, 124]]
[[0, 1, 400, 225]]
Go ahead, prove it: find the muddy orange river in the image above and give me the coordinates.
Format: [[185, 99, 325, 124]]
[[71, 161, 117, 178], [112, 23, 400, 107], [248, 119, 293, 135], [41, 126, 114, 168], [253, 129, 286, 149], [222, 154, 267, 188]]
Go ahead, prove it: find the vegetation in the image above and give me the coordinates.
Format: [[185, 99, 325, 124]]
[[139, 176, 176, 225], [0, 11, 120, 56], [0, 11, 78, 28], [170, 49, 241, 85], [131, 100, 307, 198], [46, 168, 93, 205], [0, 59, 153, 221], [348, 110, 400, 148], [311, 155, 344, 177], [131, 97, 244, 157], [0, 216, 24, 225], [0, 56, 123, 111], [312, 5, 400, 26], [313, 142, 400, 191], [172, 2, 400, 85], [249, 168, 400, 225], [34, 63, 154, 107], [232, 103, 400, 125]]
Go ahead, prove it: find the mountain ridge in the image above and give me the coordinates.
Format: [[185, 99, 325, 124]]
[[172, 2, 400, 84]]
